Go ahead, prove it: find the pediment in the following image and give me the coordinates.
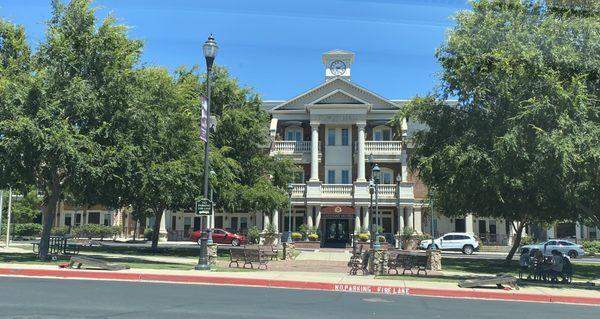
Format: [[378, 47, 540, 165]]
[[271, 77, 399, 112], [311, 90, 367, 105]]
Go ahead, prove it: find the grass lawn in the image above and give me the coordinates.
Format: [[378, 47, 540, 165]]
[[376, 258, 600, 289], [0, 251, 252, 272]]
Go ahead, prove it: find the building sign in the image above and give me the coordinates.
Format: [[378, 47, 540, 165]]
[[321, 206, 354, 219]]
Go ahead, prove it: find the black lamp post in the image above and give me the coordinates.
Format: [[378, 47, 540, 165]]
[[196, 34, 218, 271], [368, 181, 374, 248], [286, 183, 293, 243], [207, 170, 216, 245], [372, 164, 381, 250]]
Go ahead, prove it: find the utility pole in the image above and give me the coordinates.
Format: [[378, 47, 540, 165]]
[[0, 190, 4, 242], [6, 188, 13, 247]]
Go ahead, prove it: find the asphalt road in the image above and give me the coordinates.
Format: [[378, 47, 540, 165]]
[[0, 277, 597, 319]]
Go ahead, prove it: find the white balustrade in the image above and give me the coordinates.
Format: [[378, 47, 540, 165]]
[[364, 141, 402, 154], [322, 184, 353, 197], [376, 184, 397, 198], [271, 141, 316, 154], [291, 184, 306, 197]]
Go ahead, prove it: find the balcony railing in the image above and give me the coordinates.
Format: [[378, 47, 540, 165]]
[[365, 141, 402, 154], [291, 183, 306, 197], [271, 141, 313, 154], [322, 184, 353, 197], [376, 184, 397, 198]]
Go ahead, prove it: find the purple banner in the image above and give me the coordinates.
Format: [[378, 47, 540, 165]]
[[200, 95, 208, 142]]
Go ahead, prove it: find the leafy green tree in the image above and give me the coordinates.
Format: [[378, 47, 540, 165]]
[[0, 0, 142, 260], [393, 0, 599, 260], [10, 187, 42, 224]]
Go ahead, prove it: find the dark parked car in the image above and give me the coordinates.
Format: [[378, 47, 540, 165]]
[[189, 228, 245, 246]]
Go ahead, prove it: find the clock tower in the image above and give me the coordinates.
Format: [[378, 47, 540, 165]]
[[323, 49, 354, 81]]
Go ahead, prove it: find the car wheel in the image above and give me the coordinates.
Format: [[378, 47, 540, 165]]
[[462, 245, 474, 255], [231, 238, 240, 247], [197, 239, 202, 245], [568, 250, 578, 258]]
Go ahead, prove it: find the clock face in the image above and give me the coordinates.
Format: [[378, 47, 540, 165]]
[[329, 60, 347, 76]]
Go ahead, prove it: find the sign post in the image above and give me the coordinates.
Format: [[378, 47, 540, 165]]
[[195, 198, 212, 216]]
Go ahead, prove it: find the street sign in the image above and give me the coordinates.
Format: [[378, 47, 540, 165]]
[[195, 198, 212, 216]]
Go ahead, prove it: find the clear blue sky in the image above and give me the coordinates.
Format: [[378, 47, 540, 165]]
[[0, 0, 470, 100]]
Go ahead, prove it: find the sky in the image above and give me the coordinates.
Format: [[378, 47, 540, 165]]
[[0, 0, 470, 100]]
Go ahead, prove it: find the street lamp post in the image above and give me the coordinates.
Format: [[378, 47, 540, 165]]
[[207, 170, 216, 245], [196, 34, 218, 271], [429, 189, 435, 250], [372, 164, 381, 250], [368, 181, 374, 248], [286, 183, 293, 243]]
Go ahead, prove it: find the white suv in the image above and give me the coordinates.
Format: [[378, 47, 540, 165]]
[[419, 232, 480, 255]]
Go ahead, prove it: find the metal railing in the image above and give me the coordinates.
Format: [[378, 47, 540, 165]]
[[322, 184, 353, 197], [478, 233, 509, 246]]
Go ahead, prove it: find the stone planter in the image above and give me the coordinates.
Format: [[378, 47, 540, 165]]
[[354, 241, 390, 251], [294, 241, 320, 250], [401, 238, 418, 250], [262, 236, 278, 246]]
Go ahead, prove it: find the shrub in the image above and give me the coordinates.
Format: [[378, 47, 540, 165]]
[[401, 226, 415, 240], [357, 233, 370, 242], [378, 235, 386, 243], [582, 241, 600, 256], [308, 233, 319, 241], [51, 226, 70, 236], [413, 234, 432, 242], [71, 224, 119, 240], [520, 236, 536, 246], [247, 226, 261, 244], [291, 232, 302, 240], [264, 222, 278, 239], [299, 224, 309, 237], [13, 223, 43, 237], [144, 228, 154, 241]]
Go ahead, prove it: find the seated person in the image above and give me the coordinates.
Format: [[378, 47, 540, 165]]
[[549, 250, 564, 283]]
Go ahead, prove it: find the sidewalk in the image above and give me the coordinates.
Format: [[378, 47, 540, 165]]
[[0, 262, 598, 306]]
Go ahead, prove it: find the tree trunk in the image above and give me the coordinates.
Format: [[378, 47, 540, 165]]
[[38, 183, 61, 261], [506, 221, 526, 261], [151, 210, 163, 252]]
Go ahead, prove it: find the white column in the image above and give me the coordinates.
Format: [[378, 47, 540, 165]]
[[546, 226, 555, 239], [354, 206, 361, 234], [406, 206, 414, 232], [413, 206, 422, 234], [357, 122, 366, 181], [307, 206, 314, 228], [314, 207, 321, 229], [465, 214, 474, 234], [272, 209, 279, 233], [363, 207, 370, 231], [401, 147, 408, 182], [575, 222, 582, 240], [159, 210, 168, 242], [398, 207, 405, 233], [263, 212, 270, 231], [310, 122, 320, 181]]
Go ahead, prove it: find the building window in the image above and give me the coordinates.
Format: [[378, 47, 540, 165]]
[[327, 170, 336, 184], [240, 217, 248, 232], [88, 212, 100, 224], [341, 170, 349, 184], [64, 214, 72, 227], [294, 171, 305, 183], [328, 128, 336, 145], [285, 126, 303, 142], [341, 128, 349, 146], [103, 214, 112, 226], [380, 168, 393, 184], [373, 126, 392, 141]]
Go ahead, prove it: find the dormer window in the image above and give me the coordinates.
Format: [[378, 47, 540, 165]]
[[285, 126, 303, 142], [373, 126, 392, 141]]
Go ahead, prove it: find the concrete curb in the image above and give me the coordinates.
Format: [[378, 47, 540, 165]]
[[0, 267, 598, 306]]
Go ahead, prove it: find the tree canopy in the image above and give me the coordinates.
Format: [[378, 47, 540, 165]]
[[393, 0, 599, 259]]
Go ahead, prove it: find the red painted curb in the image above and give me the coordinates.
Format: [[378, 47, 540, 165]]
[[0, 267, 598, 306]]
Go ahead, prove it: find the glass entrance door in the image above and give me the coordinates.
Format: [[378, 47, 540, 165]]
[[324, 219, 349, 247]]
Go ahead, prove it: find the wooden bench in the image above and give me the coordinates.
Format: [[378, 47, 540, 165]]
[[229, 247, 245, 268], [68, 256, 130, 271], [459, 274, 519, 290], [259, 245, 279, 261], [348, 251, 370, 275], [32, 236, 80, 256]]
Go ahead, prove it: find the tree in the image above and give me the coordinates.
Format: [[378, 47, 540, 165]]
[[392, 0, 599, 260], [0, 0, 142, 260]]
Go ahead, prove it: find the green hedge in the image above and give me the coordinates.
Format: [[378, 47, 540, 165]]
[[71, 224, 120, 240], [13, 223, 43, 237], [51, 226, 70, 236], [582, 241, 600, 256]]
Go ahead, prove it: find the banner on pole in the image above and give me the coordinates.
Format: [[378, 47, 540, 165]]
[[200, 95, 208, 142]]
